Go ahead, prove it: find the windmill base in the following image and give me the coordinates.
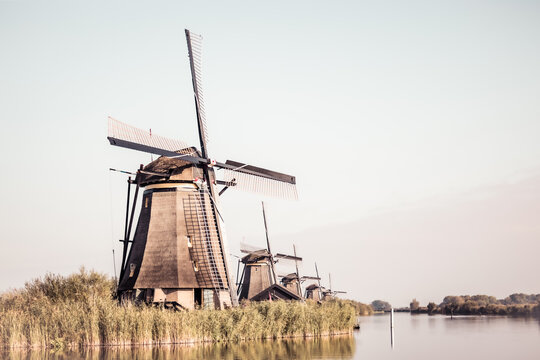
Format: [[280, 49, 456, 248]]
[[119, 288, 232, 310]]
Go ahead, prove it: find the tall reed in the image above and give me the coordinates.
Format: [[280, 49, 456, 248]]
[[0, 269, 359, 349]]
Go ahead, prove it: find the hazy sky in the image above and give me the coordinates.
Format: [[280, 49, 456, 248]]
[[1, 0, 539, 306]]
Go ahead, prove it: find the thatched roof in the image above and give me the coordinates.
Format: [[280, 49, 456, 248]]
[[138, 147, 201, 185], [281, 273, 298, 283], [241, 249, 271, 263]]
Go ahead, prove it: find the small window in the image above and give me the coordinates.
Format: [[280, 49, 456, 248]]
[[187, 236, 192, 248], [193, 261, 198, 272], [145, 197, 149, 208], [129, 263, 136, 277]]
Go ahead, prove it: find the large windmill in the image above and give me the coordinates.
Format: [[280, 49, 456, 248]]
[[108, 30, 297, 310]]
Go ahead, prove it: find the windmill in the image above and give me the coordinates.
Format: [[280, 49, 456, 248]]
[[279, 245, 320, 298], [109, 30, 297, 310], [236, 203, 302, 301], [305, 262, 325, 301], [322, 273, 347, 300]]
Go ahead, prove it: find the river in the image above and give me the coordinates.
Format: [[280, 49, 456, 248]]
[[3, 313, 540, 359]]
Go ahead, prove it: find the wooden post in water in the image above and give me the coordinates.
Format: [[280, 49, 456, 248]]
[[390, 308, 395, 348]]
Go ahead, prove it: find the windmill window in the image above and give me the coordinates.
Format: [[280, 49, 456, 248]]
[[129, 263, 136, 277], [187, 236, 192, 248], [193, 261, 199, 272]]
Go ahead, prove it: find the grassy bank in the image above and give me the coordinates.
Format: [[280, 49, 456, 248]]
[[0, 269, 359, 349]]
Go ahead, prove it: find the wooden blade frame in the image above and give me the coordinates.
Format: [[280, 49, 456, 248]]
[[275, 253, 303, 262], [185, 29, 209, 158], [108, 118, 295, 186]]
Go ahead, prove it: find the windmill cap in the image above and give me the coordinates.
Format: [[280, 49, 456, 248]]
[[281, 273, 299, 282], [138, 147, 204, 186], [241, 249, 272, 263]]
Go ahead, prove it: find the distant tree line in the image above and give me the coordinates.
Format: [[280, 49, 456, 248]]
[[340, 299, 374, 316], [409, 294, 540, 317], [370, 300, 392, 312]]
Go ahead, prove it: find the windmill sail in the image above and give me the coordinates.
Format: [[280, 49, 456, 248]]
[[301, 276, 321, 281], [185, 30, 209, 156], [109, 117, 297, 199], [275, 253, 302, 262], [239, 242, 267, 254], [223, 161, 298, 200], [108, 117, 196, 157]]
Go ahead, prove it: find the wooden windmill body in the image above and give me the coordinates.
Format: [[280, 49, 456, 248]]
[[305, 284, 324, 301], [280, 273, 301, 296], [237, 250, 275, 300], [237, 252, 301, 301], [109, 30, 297, 310]]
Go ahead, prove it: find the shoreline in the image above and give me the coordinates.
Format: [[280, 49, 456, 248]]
[[2, 330, 355, 351]]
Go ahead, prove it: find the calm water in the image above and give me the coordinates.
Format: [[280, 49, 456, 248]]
[[4, 313, 540, 359]]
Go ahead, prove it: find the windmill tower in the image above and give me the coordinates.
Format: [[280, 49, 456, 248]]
[[305, 284, 323, 301], [109, 30, 297, 310], [280, 273, 301, 296], [305, 262, 324, 301], [236, 203, 301, 301]]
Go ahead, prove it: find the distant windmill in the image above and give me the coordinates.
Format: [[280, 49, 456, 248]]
[[305, 262, 325, 301], [109, 30, 297, 310], [323, 273, 347, 300], [279, 245, 320, 298], [237, 203, 301, 301]]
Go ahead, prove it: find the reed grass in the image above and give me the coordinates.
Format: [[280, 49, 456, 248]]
[[0, 269, 358, 349]]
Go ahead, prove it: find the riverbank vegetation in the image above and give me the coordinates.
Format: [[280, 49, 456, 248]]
[[370, 300, 391, 312], [0, 269, 362, 349], [340, 300, 373, 316], [409, 294, 540, 317]]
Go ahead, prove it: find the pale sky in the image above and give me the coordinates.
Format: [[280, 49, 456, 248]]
[[1, 0, 539, 306]]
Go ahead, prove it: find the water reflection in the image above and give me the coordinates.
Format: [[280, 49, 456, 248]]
[[2, 335, 355, 360], [390, 310, 395, 349]]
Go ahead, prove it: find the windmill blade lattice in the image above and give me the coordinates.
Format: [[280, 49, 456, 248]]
[[239, 242, 266, 252], [301, 276, 321, 281], [274, 253, 302, 263], [108, 117, 194, 156], [185, 30, 209, 154], [223, 166, 298, 200], [239, 242, 267, 254]]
